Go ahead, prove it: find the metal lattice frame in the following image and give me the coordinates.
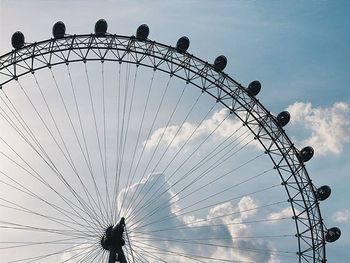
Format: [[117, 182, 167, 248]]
[[0, 34, 327, 263]]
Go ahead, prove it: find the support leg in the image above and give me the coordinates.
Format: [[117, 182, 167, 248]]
[[116, 246, 127, 263], [108, 246, 127, 263], [108, 247, 116, 263]]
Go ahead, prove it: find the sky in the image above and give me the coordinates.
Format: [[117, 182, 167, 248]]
[[0, 0, 349, 262]]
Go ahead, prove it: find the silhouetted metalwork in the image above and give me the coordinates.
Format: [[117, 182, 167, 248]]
[[101, 218, 127, 263], [0, 20, 340, 263]]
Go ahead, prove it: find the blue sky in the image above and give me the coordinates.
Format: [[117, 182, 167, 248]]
[[0, 0, 349, 262]]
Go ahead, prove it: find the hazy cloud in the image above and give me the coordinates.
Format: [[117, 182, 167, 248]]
[[145, 102, 350, 156], [332, 209, 350, 223], [60, 243, 95, 262], [117, 173, 278, 263], [287, 102, 350, 155], [268, 207, 296, 222], [144, 109, 252, 150]]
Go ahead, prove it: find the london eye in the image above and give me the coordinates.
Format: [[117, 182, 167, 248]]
[[0, 20, 341, 262]]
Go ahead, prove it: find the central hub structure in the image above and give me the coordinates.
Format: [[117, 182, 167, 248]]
[[101, 217, 127, 263]]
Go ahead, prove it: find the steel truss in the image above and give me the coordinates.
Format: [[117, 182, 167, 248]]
[[0, 34, 326, 262]]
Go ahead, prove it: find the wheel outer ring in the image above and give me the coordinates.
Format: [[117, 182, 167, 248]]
[[0, 34, 326, 262]]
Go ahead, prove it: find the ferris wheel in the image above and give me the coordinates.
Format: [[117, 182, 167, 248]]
[[0, 19, 341, 263]]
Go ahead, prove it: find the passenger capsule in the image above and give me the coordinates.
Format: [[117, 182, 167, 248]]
[[299, 146, 314, 162], [52, 21, 66, 38], [316, 185, 331, 201], [95, 19, 108, 36], [247, 80, 261, 96], [277, 111, 290, 127], [325, 227, 341, 242], [214, 55, 227, 71], [136, 24, 149, 40], [176, 36, 190, 52], [11, 31, 25, 50]]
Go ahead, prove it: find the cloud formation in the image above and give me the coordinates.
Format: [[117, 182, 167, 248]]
[[117, 173, 279, 263], [287, 102, 350, 155], [144, 109, 251, 150], [332, 209, 350, 223], [60, 243, 96, 262], [145, 102, 350, 157], [268, 207, 296, 222]]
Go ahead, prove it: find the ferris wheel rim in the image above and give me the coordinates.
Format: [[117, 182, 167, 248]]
[[0, 32, 327, 262]]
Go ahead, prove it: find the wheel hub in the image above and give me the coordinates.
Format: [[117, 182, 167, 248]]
[[101, 217, 126, 251]]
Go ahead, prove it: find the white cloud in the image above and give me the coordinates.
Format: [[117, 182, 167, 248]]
[[332, 209, 350, 223], [268, 207, 296, 222], [117, 173, 278, 263], [287, 102, 350, 155], [208, 196, 258, 224], [145, 102, 350, 156], [144, 108, 252, 150], [60, 243, 96, 262]]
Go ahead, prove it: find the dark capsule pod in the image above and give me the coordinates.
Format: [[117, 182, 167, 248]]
[[11, 31, 25, 49], [176, 36, 190, 52], [325, 227, 341, 242], [136, 24, 149, 40], [316, 185, 331, 201], [299, 146, 314, 162], [277, 111, 291, 127], [214, 55, 227, 71], [95, 19, 108, 36], [52, 21, 66, 38], [247, 80, 261, 96]]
